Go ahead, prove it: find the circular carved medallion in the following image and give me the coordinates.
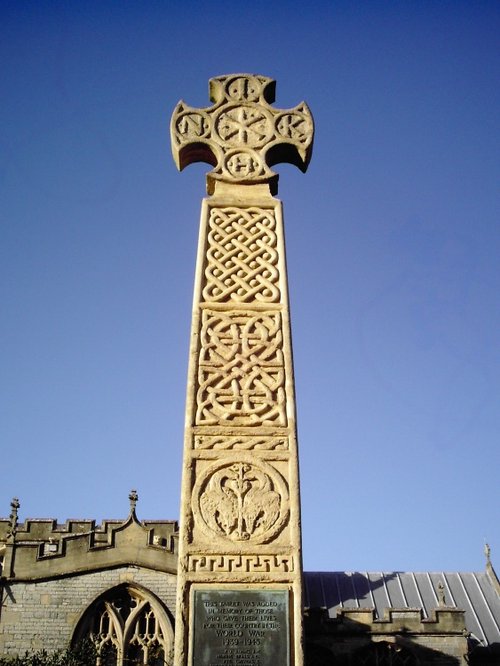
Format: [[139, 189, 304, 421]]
[[225, 76, 262, 102], [275, 111, 313, 144], [175, 110, 210, 140], [192, 457, 289, 544], [215, 105, 272, 148], [223, 149, 266, 180]]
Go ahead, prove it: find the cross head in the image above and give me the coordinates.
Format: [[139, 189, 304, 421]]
[[171, 74, 314, 194]]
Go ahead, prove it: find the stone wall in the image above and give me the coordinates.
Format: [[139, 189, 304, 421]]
[[304, 606, 469, 665], [0, 566, 177, 656], [0, 513, 178, 581]]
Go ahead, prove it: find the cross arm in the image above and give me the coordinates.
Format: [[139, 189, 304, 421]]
[[170, 74, 314, 194]]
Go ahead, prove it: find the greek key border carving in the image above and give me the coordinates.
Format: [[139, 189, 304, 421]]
[[188, 554, 294, 574]]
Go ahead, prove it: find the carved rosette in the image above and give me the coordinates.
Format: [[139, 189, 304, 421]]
[[192, 458, 289, 545]]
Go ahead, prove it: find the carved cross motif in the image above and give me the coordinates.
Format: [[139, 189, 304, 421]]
[[7, 497, 20, 541], [128, 489, 138, 513], [171, 74, 314, 194]]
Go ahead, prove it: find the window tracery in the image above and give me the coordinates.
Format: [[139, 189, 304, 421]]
[[73, 584, 173, 665], [351, 642, 419, 666]]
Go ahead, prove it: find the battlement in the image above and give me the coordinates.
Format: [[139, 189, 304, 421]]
[[0, 512, 179, 581], [305, 605, 466, 636], [0, 516, 177, 542]]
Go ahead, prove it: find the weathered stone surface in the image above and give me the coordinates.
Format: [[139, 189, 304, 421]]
[[0, 566, 177, 656], [0, 511, 178, 580], [304, 606, 470, 665], [171, 73, 313, 194], [172, 74, 313, 666]]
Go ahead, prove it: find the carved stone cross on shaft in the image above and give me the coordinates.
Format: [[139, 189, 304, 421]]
[[171, 73, 314, 194], [171, 74, 313, 666]]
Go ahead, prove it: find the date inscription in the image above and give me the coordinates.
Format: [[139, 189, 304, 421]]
[[192, 589, 289, 665]]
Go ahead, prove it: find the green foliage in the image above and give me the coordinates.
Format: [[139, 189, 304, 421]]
[[0, 640, 97, 666], [0, 641, 172, 665]]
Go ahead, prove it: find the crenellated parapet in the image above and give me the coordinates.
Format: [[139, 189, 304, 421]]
[[0, 497, 179, 581], [305, 605, 466, 635], [304, 605, 469, 665], [0, 517, 178, 544], [339, 606, 466, 634]]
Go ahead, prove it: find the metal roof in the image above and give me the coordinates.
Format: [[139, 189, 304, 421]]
[[304, 571, 500, 648]]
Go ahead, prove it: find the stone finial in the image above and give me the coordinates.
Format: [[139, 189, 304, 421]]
[[7, 497, 20, 542], [484, 542, 500, 595], [437, 580, 446, 607], [128, 489, 138, 513], [171, 73, 314, 194]]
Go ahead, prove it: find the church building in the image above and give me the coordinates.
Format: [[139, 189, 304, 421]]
[[1, 74, 499, 666], [1, 493, 499, 664]]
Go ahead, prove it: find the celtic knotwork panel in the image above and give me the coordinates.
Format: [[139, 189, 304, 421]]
[[196, 310, 286, 426], [202, 207, 280, 303], [192, 460, 289, 544], [194, 435, 288, 450]]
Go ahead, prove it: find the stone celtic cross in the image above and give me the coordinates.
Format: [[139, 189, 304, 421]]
[[171, 73, 313, 194], [171, 74, 313, 666]]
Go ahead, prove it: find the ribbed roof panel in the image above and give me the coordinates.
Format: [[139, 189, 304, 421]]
[[304, 571, 500, 648]]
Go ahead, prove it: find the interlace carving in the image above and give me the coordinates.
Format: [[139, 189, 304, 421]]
[[171, 73, 314, 193], [195, 435, 287, 450], [188, 554, 293, 574], [196, 310, 286, 426], [203, 207, 279, 303], [194, 462, 287, 543], [75, 586, 172, 666]]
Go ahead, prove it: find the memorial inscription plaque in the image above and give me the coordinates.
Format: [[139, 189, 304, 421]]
[[192, 589, 290, 666]]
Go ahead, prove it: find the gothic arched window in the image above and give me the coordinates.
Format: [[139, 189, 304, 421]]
[[73, 584, 174, 665], [351, 642, 419, 666]]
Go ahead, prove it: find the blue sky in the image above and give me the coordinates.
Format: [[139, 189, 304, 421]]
[[1, 1, 499, 573]]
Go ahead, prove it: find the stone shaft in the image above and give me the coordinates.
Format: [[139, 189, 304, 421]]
[[172, 75, 313, 666]]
